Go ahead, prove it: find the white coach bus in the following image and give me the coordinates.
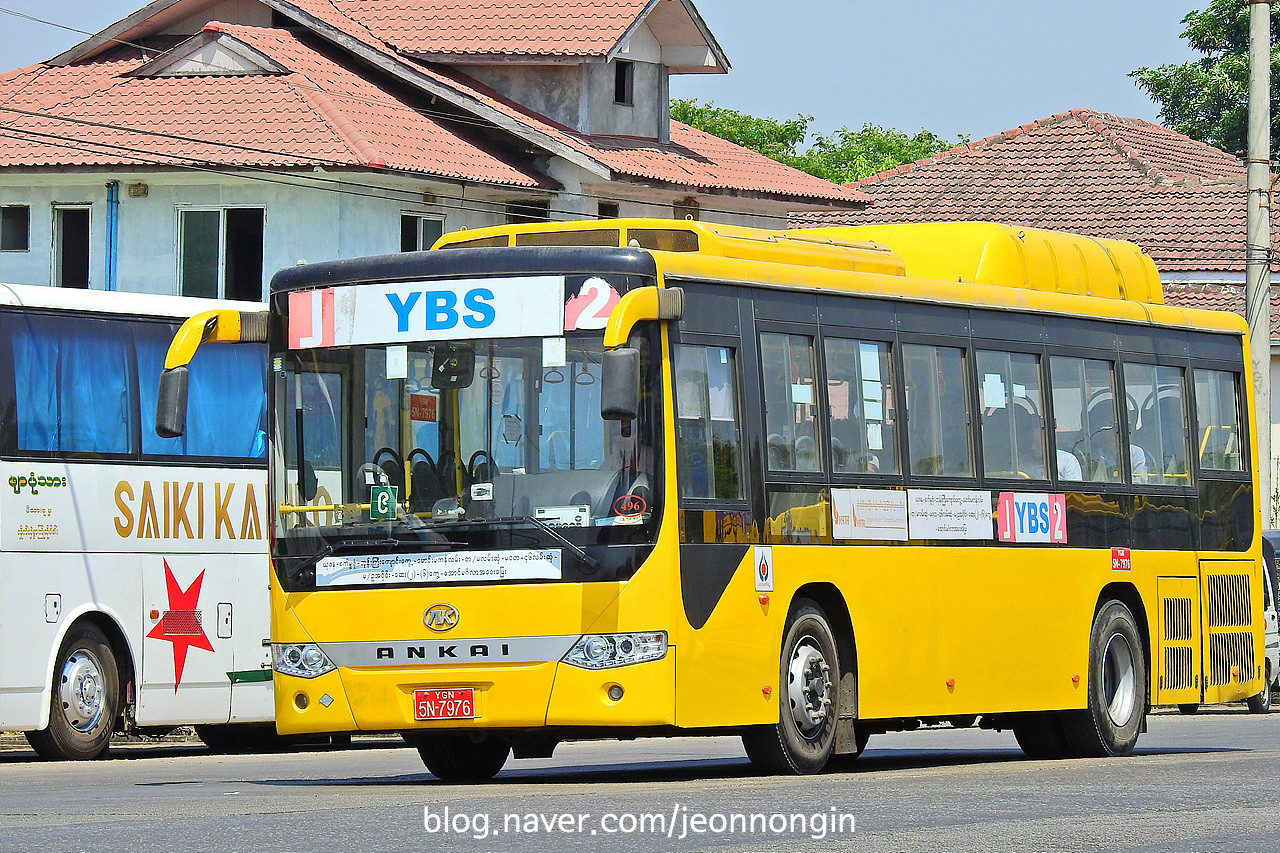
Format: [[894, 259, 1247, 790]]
[[0, 283, 269, 759]]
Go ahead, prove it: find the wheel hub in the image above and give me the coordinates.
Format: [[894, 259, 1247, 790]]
[[1101, 633, 1136, 727], [59, 650, 105, 733], [787, 639, 832, 734]]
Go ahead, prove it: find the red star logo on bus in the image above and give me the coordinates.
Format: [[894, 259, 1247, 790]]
[[147, 561, 214, 691]]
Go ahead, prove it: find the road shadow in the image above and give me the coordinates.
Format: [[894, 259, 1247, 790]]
[[247, 738, 1253, 788], [0, 736, 404, 765]]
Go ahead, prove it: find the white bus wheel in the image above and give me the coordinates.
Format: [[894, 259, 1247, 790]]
[[27, 624, 120, 761]]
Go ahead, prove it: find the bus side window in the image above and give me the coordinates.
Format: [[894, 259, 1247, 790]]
[[1124, 363, 1191, 485], [760, 333, 822, 474], [1050, 356, 1122, 483], [977, 350, 1048, 480], [1193, 369, 1245, 472], [672, 345, 743, 500], [903, 343, 973, 477], [12, 314, 134, 455], [822, 337, 897, 474]]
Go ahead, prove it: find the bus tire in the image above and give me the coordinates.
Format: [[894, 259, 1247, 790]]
[[1060, 600, 1145, 757], [26, 624, 120, 761], [1245, 662, 1272, 714], [415, 734, 509, 782], [1177, 703, 1199, 715], [196, 723, 286, 754], [1011, 712, 1070, 759], [742, 599, 840, 775]]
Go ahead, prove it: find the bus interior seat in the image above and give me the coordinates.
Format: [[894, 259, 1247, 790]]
[[767, 433, 790, 469], [794, 435, 818, 471]]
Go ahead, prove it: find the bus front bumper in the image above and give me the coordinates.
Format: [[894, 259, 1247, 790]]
[[274, 652, 676, 735]]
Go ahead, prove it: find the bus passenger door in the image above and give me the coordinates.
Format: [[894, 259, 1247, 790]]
[[1154, 576, 1200, 707]]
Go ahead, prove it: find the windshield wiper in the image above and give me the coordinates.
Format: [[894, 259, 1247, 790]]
[[432, 515, 600, 569]]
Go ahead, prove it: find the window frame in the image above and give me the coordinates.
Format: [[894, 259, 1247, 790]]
[[820, 333, 903, 481], [1191, 363, 1251, 480], [400, 213, 445, 252], [1, 204, 31, 252], [671, 338, 748, 505], [176, 205, 265, 300], [52, 204, 91, 289], [899, 335, 978, 482], [1119, 358, 1196, 492]]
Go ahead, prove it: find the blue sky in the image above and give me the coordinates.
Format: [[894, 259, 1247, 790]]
[[0, 0, 1201, 142]]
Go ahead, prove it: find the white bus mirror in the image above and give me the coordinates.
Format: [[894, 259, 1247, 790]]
[[155, 366, 189, 438]]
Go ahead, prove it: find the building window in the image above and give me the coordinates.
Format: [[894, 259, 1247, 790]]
[[1, 205, 30, 251], [53, 206, 90, 289], [614, 60, 634, 106], [597, 201, 620, 219], [178, 207, 264, 300], [505, 200, 550, 224], [400, 214, 444, 252]]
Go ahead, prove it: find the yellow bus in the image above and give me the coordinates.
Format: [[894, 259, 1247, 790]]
[[156, 219, 1268, 779]]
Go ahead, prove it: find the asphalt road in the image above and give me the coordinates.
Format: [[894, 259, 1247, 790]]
[[1, 708, 1277, 853]]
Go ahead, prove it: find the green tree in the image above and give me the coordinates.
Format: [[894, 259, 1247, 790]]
[[671, 99, 961, 184], [1130, 0, 1280, 154]]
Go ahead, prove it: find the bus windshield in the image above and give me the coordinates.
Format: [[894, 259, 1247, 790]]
[[271, 327, 660, 591]]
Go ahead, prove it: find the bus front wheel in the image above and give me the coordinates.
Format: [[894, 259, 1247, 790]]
[[742, 599, 840, 775], [1060, 600, 1146, 757], [415, 734, 509, 782], [27, 624, 120, 761]]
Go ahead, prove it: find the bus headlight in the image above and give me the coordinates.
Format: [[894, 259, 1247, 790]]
[[562, 632, 667, 669], [272, 643, 336, 678]]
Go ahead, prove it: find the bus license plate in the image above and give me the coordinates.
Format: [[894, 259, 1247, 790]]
[[414, 688, 475, 721]]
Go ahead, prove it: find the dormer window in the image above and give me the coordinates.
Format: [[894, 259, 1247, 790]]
[[132, 31, 288, 77], [614, 60, 634, 106]]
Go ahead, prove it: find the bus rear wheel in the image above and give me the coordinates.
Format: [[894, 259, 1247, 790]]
[[1245, 663, 1273, 714], [415, 734, 509, 782], [27, 624, 120, 761], [1060, 600, 1146, 757], [742, 599, 840, 775]]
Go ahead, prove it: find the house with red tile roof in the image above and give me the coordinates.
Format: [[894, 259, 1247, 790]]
[[0, 0, 866, 298], [791, 108, 1280, 484], [792, 108, 1278, 330]]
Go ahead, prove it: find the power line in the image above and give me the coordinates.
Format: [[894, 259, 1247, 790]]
[[0, 106, 817, 224]]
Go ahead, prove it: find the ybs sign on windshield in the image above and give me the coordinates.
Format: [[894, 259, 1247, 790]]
[[288, 276, 566, 349]]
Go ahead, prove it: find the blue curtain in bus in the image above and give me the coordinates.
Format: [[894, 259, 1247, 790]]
[[12, 315, 132, 454], [136, 332, 266, 458]]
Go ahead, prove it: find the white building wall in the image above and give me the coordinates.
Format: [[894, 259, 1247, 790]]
[[0, 172, 507, 297]]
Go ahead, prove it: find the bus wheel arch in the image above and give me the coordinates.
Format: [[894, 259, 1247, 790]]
[[743, 586, 854, 774], [27, 615, 130, 760], [1060, 594, 1148, 757]]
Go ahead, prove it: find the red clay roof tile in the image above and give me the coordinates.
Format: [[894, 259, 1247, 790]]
[[793, 109, 1276, 273]]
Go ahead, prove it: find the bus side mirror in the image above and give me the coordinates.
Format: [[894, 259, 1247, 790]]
[[601, 347, 639, 421], [155, 366, 189, 438]]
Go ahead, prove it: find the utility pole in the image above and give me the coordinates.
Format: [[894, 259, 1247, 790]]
[[1246, 0, 1272, 525]]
